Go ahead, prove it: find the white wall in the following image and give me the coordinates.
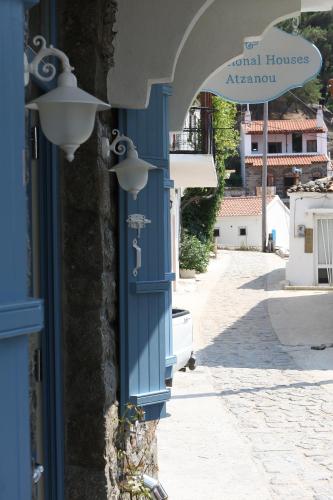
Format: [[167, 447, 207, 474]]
[[286, 193, 333, 286], [240, 124, 251, 187], [246, 134, 287, 155], [267, 198, 290, 249], [170, 189, 181, 288], [244, 132, 327, 156], [215, 198, 289, 250], [315, 132, 328, 154], [215, 215, 262, 249]]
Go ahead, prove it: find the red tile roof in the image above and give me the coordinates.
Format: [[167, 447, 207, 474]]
[[244, 119, 326, 134], [245, 154, 328, 167], [218, 196, 275, 217]]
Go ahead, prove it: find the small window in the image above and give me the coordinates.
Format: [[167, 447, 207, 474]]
[[292, 133, 303, 153], [251, 142, 258, 152], [307, 139, 317, 153], [239, 227, 247, 236], [213, 228, 220, 237], [268, 142, 282, 154]]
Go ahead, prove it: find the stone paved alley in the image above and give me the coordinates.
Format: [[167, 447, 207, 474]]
[[158, 251, 333, 500]]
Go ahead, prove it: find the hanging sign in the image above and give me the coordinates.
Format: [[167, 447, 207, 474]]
[[203, 27, 322, 104]]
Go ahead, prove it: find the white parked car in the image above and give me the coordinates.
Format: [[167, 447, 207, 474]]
[[172, 308, 196, 373]]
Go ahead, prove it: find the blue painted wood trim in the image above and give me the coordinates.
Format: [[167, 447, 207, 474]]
[[165, 355, 177, 367], [119, 86, 172, 421], [24, 0, 39, 7], [0, 336, 31, 500], [165, 272, 176, 282], [161, 84, 173, 97], [0, 299, 44, 340], [164, 178, 174, 189], [132, 281, 170, 294], [0, 1, 37, 497], [38, 2, 65, 496], [39, 139, 65, 500], [130, 389, 171, 406], [141, 158, 169, 168]]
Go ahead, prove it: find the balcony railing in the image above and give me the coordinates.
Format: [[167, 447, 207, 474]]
[[170, 127, 214, 155]]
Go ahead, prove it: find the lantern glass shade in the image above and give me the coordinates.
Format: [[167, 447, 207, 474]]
[[26, 83, 110, 161], [111, 158, 157, 200], [38, 102, 98, 160]]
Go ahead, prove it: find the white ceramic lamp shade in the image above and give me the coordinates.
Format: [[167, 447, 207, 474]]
[[26, 72, 110, 161], [110, 156, 156, 200]]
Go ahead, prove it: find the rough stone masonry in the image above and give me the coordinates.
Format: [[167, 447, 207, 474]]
[[57, 0, 158, 498]]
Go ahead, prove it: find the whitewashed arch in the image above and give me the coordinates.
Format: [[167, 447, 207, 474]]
[[107, 0, 214, 109], [107, 0, 333, 118], [170, 0, 333, 131]]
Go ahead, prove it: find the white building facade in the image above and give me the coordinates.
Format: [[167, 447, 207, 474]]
[[287, 179, 333, 286], [240, 108, 330, 202], [215, 196, 290, 250]]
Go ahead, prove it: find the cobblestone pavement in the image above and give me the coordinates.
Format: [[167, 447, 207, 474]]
[[197, 251, 333, 499], [158, 251, 333, 500]]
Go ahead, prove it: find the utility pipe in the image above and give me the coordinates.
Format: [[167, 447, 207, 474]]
[[262, 101, 269, 252]]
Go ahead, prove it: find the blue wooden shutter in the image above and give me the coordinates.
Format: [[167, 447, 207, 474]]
[[0, 1, 43, 498], [119, 84, 175, 421]]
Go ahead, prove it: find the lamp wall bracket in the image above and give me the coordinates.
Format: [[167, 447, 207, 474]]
[[102, 129, 138, 161], [24, 35, 74, 86]]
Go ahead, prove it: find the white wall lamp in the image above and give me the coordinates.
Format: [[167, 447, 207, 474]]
[[102, 130, 157, 200], [25, 36, 110, 161]]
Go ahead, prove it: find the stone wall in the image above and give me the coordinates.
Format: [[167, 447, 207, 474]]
[[57, 1, 158, 498], [246, 164, 328, 199]]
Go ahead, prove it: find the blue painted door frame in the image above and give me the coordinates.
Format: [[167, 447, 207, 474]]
[[0, 1, 43, 499], [26, 0, 65, 497], [119, 84, 176, 421], [37, 137, 64, 500]]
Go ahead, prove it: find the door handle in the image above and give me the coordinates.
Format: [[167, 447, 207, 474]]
[[33, 464, 44, 484], [133, 238, 142, 277]]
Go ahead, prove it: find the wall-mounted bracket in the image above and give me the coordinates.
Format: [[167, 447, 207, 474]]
[[126, 214, 151, 238], [126, 214, 151, 277], [24, 35, 73, 87]]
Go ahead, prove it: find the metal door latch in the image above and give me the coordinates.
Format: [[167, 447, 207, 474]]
[[126, 214, 151, 277], [33, 463, 44, 484], [132, 239, 142, 277]]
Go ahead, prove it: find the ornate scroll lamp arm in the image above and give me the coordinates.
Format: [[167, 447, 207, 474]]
[[109, 129, 138, 158], [25, 35, 74, 84], [101, 129, 139, 160]]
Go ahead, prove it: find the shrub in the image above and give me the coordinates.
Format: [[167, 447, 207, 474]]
[[179, 234, 210, 273]]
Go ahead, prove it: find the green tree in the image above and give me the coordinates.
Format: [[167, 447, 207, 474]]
[[181, 96, 239, 245], [279, 12, 333, 109]]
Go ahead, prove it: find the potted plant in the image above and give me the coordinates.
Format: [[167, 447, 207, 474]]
[[179, 233, 209, 278]]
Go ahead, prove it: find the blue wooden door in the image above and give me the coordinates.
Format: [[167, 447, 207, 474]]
[[119, 85, 175, 421], [0, 0, 43, 498]]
